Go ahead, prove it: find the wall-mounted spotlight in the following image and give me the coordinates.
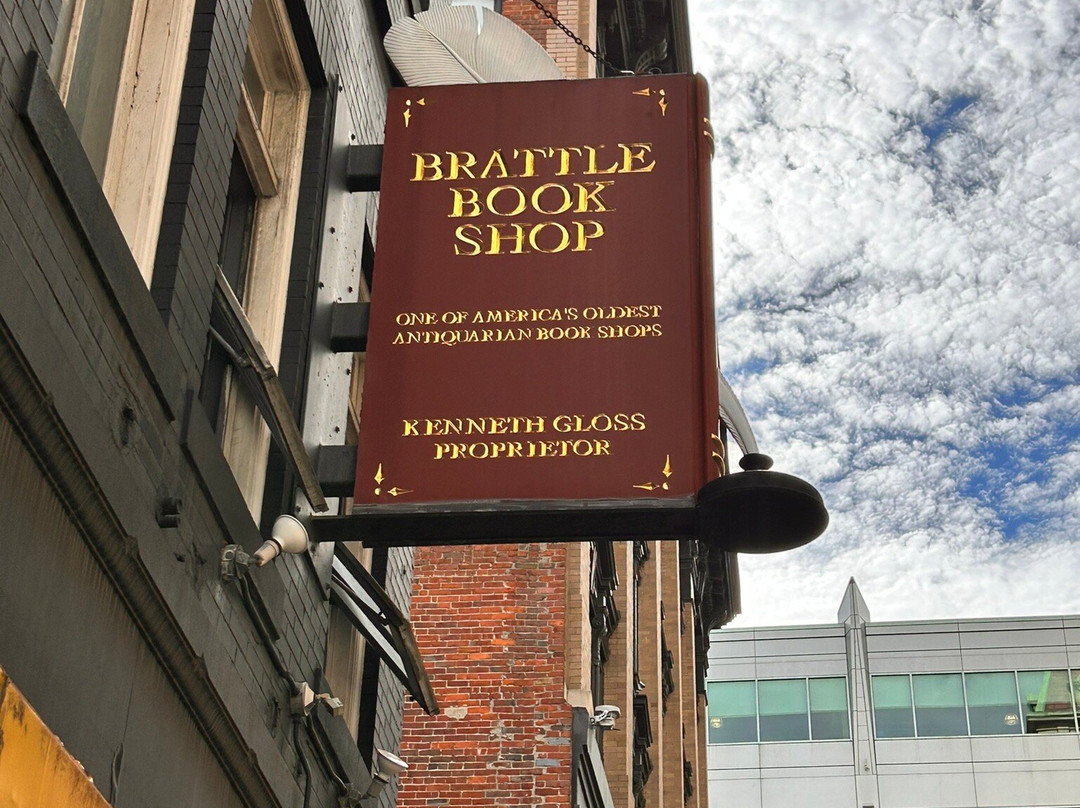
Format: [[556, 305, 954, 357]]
[[361, 748, 409, 801], [221, 514, 309, 581]]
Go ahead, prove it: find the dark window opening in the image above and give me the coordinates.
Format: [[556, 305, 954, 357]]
[[201, 145, 256, 432]]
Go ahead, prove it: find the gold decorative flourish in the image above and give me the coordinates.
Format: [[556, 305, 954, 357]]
[[634, 455, 673, 492], [403, 97, 426, 128], [710, 434, 727, 475], [373, 465, 414, 498], [702, 117, 715, 156], [631, 87, 668, 117]]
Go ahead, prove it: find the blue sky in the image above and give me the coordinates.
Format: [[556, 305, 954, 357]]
[[689, 0, 1080, 625]]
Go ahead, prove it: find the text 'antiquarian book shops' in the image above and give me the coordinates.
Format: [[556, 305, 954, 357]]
[[355, 76, 719, 505]]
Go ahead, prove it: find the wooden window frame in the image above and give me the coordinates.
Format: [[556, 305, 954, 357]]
[[52, 0, 196, 282]]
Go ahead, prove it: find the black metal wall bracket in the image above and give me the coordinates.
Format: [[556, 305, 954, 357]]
[[316, 444, 357, 497], [345, 145, 383, 192], [304, 454, 830, 555], [329, 301, 369, 353]]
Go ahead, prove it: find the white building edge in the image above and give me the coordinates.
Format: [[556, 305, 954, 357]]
[[705, 579, 1080, 808]]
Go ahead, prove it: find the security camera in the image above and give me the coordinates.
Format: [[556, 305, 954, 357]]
[[591, 705, 621, 730]]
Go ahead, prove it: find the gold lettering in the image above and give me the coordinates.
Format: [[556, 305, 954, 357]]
[[479, 150, 510, 179], [572, 220, 605, 252], [402, 420, 419, 436], [619, 142, 656, 173], [531, 183, 574, 215], [584, 146, 620, 175], [529, 222, 571, 254], [449, 187, 482, 218], [553, 146, 583, 175], [514, 147, 552, 177], [447, 151, 477, 180], [487, 223, 527, 255], [487, 186, 528, 217], [412, 152, 442, 181], [576, 181, 616, 212], [454, 224, 483, 256]]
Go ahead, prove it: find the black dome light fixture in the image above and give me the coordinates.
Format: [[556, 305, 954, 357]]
[[697, 453, 829, 554], [306, 374, 828, 554], [697, 372, 830, 554]]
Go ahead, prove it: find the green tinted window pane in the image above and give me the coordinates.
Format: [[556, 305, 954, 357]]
[[707, 681, 757, 744], [1018, 671, 1076, 734], [872, 676, 912, 708], [872, 676, 914, 738], [809, 678, 850, 740], [809, 678, 848, 712], [708, 681, 756, 717], [758, 680, 808, 741], [966, 673, 1018, 706], [913, 674, 967, 736], [758, 680, 807, 716], [913, 674, 964, 708], [966, 673, 1021, 736]]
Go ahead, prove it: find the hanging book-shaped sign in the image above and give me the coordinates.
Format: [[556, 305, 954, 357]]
[[352, 75, 722, 535]]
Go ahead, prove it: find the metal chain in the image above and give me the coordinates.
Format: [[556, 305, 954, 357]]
[[526, 0, 632, 76]]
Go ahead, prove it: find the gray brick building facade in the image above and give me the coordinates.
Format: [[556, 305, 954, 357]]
[[0, 1, 418, 806]]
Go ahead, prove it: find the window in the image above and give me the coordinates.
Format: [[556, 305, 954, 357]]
[[965, 672, 1021, 736], [810, 677, 851, 740], [1017, 670, 1077, 734], [707, 681, 757, 744], [871, 675, 915, 738], [873, 669, 1080, 739], [707, 678, 849, 744], [51, 0, 195, 280], [758, 679, 809, 742], [912, 674, 967, 737], [210, 0, 311, 517]]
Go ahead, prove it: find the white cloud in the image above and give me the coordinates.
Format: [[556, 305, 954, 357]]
[[690, 0, 1080, 626]]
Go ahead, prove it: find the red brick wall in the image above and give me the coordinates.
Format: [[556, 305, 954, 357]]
[[398, 543, 573, 808], [502, 0, 594, 78], [502, 0, 554, 48]]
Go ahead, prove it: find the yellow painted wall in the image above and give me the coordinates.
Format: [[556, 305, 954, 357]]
[[0, 666, 110, 808]]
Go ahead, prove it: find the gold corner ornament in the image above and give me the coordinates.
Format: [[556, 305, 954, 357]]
[[631, 87, 667, 117], [633, 454, 673, 492], [703, 117, 715, 156], [403, 97, 426, 128], [710, 434, 727, 475], [373, 463, 413, 498]]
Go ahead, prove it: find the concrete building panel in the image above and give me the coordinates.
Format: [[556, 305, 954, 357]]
[[760, 774, 857, 807], [877, 771, 979, 808], [706, 581, 1080, 808], [708, 776, 762, 808]]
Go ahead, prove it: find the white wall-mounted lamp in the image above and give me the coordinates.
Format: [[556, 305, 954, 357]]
[[361, 749, 409, 801], [221, 515, 309, 581]]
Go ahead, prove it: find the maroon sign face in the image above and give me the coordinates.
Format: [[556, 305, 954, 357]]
[[354, 75, 719, 507]]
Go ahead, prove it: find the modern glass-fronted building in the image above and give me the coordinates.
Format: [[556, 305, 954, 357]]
[[705, 580, 1080, 808]]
